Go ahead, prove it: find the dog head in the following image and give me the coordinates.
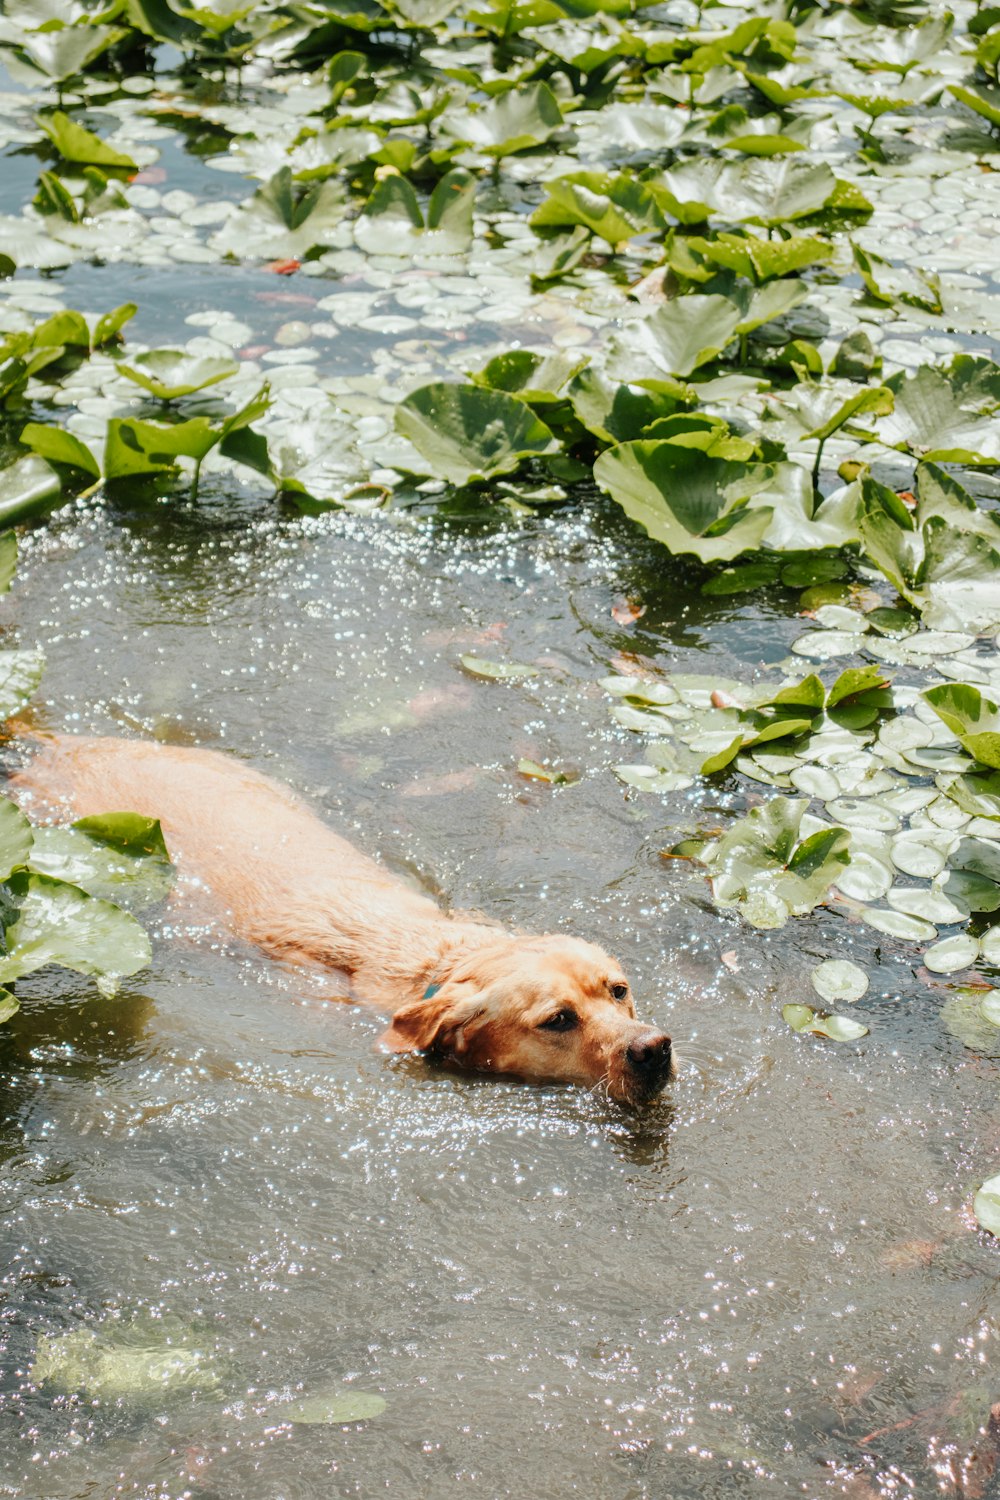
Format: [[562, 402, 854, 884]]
[[381, 935, 673, 1106]]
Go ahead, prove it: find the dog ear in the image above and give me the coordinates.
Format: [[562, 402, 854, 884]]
[[379, 986, 483, 1056]]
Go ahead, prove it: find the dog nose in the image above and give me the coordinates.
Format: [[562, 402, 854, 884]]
[[626, 1033, 672, 1079]]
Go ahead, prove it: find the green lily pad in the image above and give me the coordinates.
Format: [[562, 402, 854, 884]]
[[395, 384, 557, 486], [924, 933, 980, 974], [859, 907, 936, 942], [699, 797, 849, 929], [37, 111, 137, 172], [0, 873, 152, 983], [32, 1321, 222, 1398], [810, 958, 869, 1004], [783, 1002, 869, 1040], [0, 455, 63, 526], [443, 82, 563, 156], [834, 851, 892, 901], [119, 351, 239, 401], [29, 814, 172, 912], [593, 443, 774, 564], [923, 684, 1000, 770], [0, 650, 46, 719], [0, 796, 34, 882], [460, 655, 538, 681], [974, 1171, 1000, 1236]]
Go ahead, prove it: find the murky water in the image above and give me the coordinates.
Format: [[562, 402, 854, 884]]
[[2, 478, 999, 1499]]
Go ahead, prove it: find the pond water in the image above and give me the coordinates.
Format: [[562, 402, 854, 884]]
[[5, 3, 1000, 1495], [1, 481, 997, 1500]]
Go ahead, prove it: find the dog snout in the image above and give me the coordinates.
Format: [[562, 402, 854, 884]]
[[626, 1032, 673, 1083]]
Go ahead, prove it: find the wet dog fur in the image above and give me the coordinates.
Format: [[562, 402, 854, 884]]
[[10, 734, 674, 1105]]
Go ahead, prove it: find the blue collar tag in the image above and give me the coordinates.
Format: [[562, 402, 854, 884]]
[[423, 982, 442, 1000]]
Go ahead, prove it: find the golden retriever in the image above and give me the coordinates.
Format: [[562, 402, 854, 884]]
[[10, 735, 674, 1105]]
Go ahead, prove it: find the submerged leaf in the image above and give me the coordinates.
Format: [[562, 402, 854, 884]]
[[286, 1388, 386, 1425]]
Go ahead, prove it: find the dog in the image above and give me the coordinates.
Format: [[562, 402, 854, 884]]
[[10, 735, 674, 1105]]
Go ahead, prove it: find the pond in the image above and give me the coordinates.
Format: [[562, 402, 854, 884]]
[[3, 1, 1000, 1496]]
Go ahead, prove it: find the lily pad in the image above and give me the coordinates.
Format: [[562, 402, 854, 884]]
[[783, 1002, 869, 1040], [975, 1172, 1000, 1236], [0, 873, 151, 983], [395, 384, 557, 485], [460, 655, 538, 681], [810, 958, 869, 1004], [923, 684, 1000, 770], [593, 443, 774, 564], [32, 1322, 222, 1398], [699, 797, 849, 929], [859, 907, 936, 942], [119, 351, 239, 401], [924, 933, 980, 974]]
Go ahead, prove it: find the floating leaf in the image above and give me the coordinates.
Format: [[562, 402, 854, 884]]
[[20, 423, 100, 478], [923, 684, 1000, 770], [354, 169, 475, 255], [442, 83, 563, 156], [32, 1322, 222, 1398], [460, 655, 538, 681], [924, 933, 980, 974], [783, 1002, 869, 1040], [517, 758, 578, 784], [211, 168, 347, 260], [699, 798, 849, 928], [974, 1172, 1000, 1236], [30, 814, 173, 912], [0, 650, 46, 719], [810, 958, 869, 1004], [530, 171, 661, 245], [0, 455, 63, 526]]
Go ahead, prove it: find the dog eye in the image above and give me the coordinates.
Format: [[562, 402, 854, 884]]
[[609, 982, 629, 1002], [539, 1009, 578, 1032]]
